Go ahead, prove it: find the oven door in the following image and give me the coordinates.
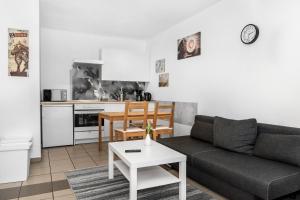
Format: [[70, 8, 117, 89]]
[[74, 110, 104, 132]]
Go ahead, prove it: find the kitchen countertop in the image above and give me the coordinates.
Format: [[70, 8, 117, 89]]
[[41, 100, 155, 105], [41, 100, 128, 105]]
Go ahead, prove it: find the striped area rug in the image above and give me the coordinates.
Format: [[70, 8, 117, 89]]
[[66, 166, 215, 200]]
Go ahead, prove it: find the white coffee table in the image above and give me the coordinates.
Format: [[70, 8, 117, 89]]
[[108, 140, 187, 200]]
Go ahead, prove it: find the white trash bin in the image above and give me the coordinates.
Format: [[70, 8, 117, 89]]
[[0, 136, 32, 183]]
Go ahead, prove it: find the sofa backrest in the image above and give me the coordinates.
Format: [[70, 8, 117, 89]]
[[194, 115, 300, 167], [194, 115, 300, 136], [195, 115, 214, 124], [257, 123, 300, 136]]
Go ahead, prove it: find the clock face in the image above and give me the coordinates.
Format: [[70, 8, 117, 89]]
[[241, 24, 259, 44]]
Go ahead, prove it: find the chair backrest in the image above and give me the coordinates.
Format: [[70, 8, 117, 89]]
[[123, 101, 148, 131], [153, 102, 175, 129]]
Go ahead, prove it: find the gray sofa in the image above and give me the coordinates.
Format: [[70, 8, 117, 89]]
[[157, 115, 300, 200]]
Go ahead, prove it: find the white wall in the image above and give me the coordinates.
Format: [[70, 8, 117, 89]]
[[0, 0, 40, 158], [41, 28, 149, 99], [102, 48, 148, 81], [148, 0, 300, 127]]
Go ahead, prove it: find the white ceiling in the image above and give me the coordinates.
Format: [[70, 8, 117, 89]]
[[40, 0, 221, 39]]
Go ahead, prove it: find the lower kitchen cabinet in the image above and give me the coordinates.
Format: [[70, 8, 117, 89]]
[[103, 103, 125, 138], [41, 102, 155, 147], [42, 105, 74, 147]]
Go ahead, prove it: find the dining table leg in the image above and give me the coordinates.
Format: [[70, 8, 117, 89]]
[[109, 119, 114, 142], [98, 116, 103, 151]]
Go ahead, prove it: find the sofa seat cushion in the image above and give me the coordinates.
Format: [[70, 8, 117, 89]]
[[192, 150, 300, 200], [157, 136, 218, 164]]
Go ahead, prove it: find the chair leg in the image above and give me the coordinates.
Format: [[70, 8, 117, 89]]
[[153, 131, 157, 141], [123, 133, 127, 141], [115, 132, 119, 141]]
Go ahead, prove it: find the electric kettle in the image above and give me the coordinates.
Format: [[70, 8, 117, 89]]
[[144, 92, 152, 101]]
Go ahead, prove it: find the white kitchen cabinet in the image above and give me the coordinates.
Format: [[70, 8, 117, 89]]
[[105, 103, 125, 112], [102, 103, 125, 139], [102, 48, 149, 82], [42, 105, 73, 147], [104, 102, 154, 112], [148, 102, 155, 111]]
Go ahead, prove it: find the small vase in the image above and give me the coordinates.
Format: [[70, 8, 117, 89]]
[[144, 133, 152, 146]]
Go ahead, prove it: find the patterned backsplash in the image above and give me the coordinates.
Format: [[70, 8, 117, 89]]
[[98, 80, 145, 101], [71, 62, 145, 100]]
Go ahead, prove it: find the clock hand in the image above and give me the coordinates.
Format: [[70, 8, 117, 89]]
[[246, 32, 254, 40]]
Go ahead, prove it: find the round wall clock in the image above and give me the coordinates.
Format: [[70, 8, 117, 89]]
[[241, 24, 259, 44]]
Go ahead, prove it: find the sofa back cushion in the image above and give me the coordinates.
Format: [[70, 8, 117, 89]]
[[258, 123, 300, 136], [254, 133, 300, 167], [213, 117, 258, 155], [191, 121, 213, 143], [194, 115, 214, 124]]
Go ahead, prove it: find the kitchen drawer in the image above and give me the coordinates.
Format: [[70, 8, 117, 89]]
[[75, 131, 99, 140]]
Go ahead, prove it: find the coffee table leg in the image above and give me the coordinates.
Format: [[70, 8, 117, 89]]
[[129, 167, 137, 200], [179, 161, 186, 200], [108, 146, 114, 179]]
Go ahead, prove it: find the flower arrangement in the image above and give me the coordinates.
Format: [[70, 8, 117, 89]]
[[146, 121, 152, 135], [145, 121, 152, 146]]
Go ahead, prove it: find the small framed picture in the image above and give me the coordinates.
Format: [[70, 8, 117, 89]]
[[159, 73, 169, 87], [155, 59, 165, 73]]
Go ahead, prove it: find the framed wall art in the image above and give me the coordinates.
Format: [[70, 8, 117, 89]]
[[8, 28, 29, 77], [155, 58, 165, 73], [159, 73, 169, 87], [177, 32, 201, 60]]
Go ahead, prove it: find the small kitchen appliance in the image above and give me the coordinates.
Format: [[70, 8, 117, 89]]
[[135, 90, 144, 101], [144, 92, 152, 101], [43, 89, 67, 102]]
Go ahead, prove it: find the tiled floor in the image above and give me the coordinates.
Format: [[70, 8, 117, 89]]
[[0, 142, 227, 200]]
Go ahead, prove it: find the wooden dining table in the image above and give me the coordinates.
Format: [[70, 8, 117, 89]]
[[98, 111, 172, 150]]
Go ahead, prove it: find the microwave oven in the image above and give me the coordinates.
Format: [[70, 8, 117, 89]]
[[43, 89, 67, 102]]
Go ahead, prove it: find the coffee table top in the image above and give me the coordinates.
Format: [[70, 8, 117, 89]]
[[109, 140, 186, 168]]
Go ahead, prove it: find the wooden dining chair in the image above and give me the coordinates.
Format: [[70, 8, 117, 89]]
[[114, 101, 148, 141], [152, 102, 175, 140]]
